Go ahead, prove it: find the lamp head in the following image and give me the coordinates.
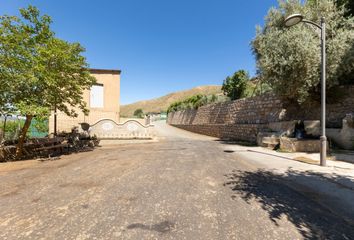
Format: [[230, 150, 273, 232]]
[[284, 14, 303, 27]]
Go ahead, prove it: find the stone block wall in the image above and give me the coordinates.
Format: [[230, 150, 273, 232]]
[[167, 85, 354, 144], [284, 85, 354, 128], [168, 93, 285, 126], [174, 124, 264, 143]]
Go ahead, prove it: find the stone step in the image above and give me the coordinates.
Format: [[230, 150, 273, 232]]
[[262, 136, 280, 145], [257, 131, 281, 147]]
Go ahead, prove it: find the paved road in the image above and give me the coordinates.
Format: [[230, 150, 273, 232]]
[[0, 121, 353, 239]]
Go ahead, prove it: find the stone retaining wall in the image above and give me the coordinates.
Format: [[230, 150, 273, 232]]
[[167, 85, 354, 144], [283, 86, 354, 128], [174, 124, 264, 143], [168, 93, 284, 126]]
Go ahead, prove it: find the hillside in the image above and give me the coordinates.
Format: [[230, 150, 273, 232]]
[[120, 85, 222, 117]]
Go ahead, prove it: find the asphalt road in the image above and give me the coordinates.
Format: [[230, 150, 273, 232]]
[[0, 121, 353, 240]]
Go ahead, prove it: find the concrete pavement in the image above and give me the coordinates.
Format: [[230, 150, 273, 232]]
[[0, 121, 353, 239]]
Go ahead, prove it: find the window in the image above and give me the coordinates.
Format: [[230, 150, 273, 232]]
[[90, 84, 104, 108]]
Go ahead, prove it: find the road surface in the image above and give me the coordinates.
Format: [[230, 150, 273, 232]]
[[0, 121, 353, 239]]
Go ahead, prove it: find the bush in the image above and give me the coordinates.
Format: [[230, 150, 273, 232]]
[[167, 94, 228, 113], [0, 119, 24, 140]]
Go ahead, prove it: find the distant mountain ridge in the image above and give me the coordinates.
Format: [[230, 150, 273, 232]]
[[120, 85, 222, 117]]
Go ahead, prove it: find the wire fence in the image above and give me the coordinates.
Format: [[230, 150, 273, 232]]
[[0, 118, 48, 142]]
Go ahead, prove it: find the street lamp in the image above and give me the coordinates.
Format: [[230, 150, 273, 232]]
[[284, 14, 327, 167]]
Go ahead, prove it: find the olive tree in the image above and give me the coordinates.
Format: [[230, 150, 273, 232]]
[[252, 0, 354, 104], [0, 6, 96, 157], [309, 0, 354, 16], [335, 0, 354, 16]]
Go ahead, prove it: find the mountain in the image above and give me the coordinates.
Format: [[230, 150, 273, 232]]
[[120, 85, 222, 117]]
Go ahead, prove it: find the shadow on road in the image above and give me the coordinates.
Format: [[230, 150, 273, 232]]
[[215, 139, 257, 147], [224, 169, 354, 240], [127, 220, 175, 233]]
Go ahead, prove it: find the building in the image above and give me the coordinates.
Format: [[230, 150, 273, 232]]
[[49, 68, 121, 133]]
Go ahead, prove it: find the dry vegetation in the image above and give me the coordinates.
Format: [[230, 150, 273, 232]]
[[120, 85, 222, 117]]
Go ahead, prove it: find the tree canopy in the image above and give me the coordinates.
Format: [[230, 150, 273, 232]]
[[0, 6, 96, 156], [133, 109, 144, 118], [221, 70, 249, 100], [252, 0, 354, 104], [308, 0, 354, 16], [335, 0, 354, 16]]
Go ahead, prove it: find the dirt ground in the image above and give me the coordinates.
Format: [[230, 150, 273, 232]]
[[0, 122, 353, 239]]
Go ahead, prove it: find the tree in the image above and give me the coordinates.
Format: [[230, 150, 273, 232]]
[[133, 109, 144, 118], [308, 0, 354, 16], [335, 0, 354, 17], [222, 70, 249, 100], [0, 6, 96, 157], [252, 0, 354, 104]]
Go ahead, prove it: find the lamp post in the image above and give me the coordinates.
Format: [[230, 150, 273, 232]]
[[284, 14, 327, 167]]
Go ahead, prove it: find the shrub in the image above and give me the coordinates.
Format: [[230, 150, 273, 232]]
[[167, 94, 228, 113]]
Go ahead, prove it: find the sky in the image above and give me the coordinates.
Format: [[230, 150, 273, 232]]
[[0, 0, 279, 105]]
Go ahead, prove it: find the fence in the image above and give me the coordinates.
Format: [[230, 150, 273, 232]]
[[0, 118, 48, 142]]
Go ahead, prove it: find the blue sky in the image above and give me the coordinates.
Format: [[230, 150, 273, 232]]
[[0, 0, 278, 104]]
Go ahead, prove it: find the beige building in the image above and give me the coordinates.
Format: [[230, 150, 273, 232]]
[[49, 68, 121, 133]]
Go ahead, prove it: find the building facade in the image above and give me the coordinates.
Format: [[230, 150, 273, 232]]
[[49, 68, 121, 133]]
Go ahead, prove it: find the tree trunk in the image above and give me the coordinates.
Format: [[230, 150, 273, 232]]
[[2, 116, 7, 140], [15, 115, 33, 158], [54, 103, 57, 136]]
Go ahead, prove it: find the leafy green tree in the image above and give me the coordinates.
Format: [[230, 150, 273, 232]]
[[221, 70, 249, 100], [0, 6, 96, 157], [252, 0, 354, 104], [133, 109, 144, 118]]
